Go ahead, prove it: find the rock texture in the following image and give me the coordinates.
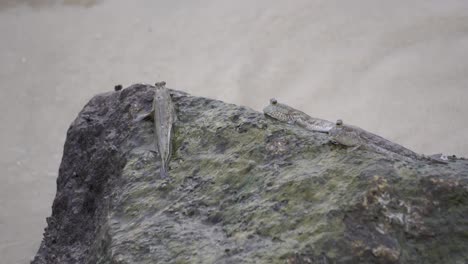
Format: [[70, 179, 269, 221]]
[[32, 84, 468, 264]]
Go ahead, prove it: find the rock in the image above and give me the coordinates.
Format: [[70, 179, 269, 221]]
[[32, 84, 468, 264]]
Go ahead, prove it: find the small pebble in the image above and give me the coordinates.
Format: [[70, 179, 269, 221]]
[[114, 84, 123, 91]]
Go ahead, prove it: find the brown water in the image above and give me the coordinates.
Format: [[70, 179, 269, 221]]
[[1, 0, 467, 263]]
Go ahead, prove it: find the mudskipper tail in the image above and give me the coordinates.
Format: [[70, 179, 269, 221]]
[[160, 166, 169, 178]]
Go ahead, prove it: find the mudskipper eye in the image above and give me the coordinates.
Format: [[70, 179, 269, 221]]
[[270, 98, 278, 105], [336, 119, 343, 126]]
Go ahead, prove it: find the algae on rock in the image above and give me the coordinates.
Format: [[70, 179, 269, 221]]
[[32, 84, 468, 264]]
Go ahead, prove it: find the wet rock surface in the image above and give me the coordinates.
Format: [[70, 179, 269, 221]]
[[32, 84, 468, 263]]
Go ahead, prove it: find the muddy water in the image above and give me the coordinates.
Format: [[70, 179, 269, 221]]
[[1, 0, 467, 263]]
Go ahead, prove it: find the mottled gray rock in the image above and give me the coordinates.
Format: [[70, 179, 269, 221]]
[[32, 84, 468, 264]]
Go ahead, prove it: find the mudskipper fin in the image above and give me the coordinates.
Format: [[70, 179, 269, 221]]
[[148, 147, 158, 154], [347, 145, 362, 153], [135, 108, 154, 122]]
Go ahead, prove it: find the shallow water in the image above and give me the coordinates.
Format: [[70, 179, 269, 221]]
[[1, 0, 467, 263]]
